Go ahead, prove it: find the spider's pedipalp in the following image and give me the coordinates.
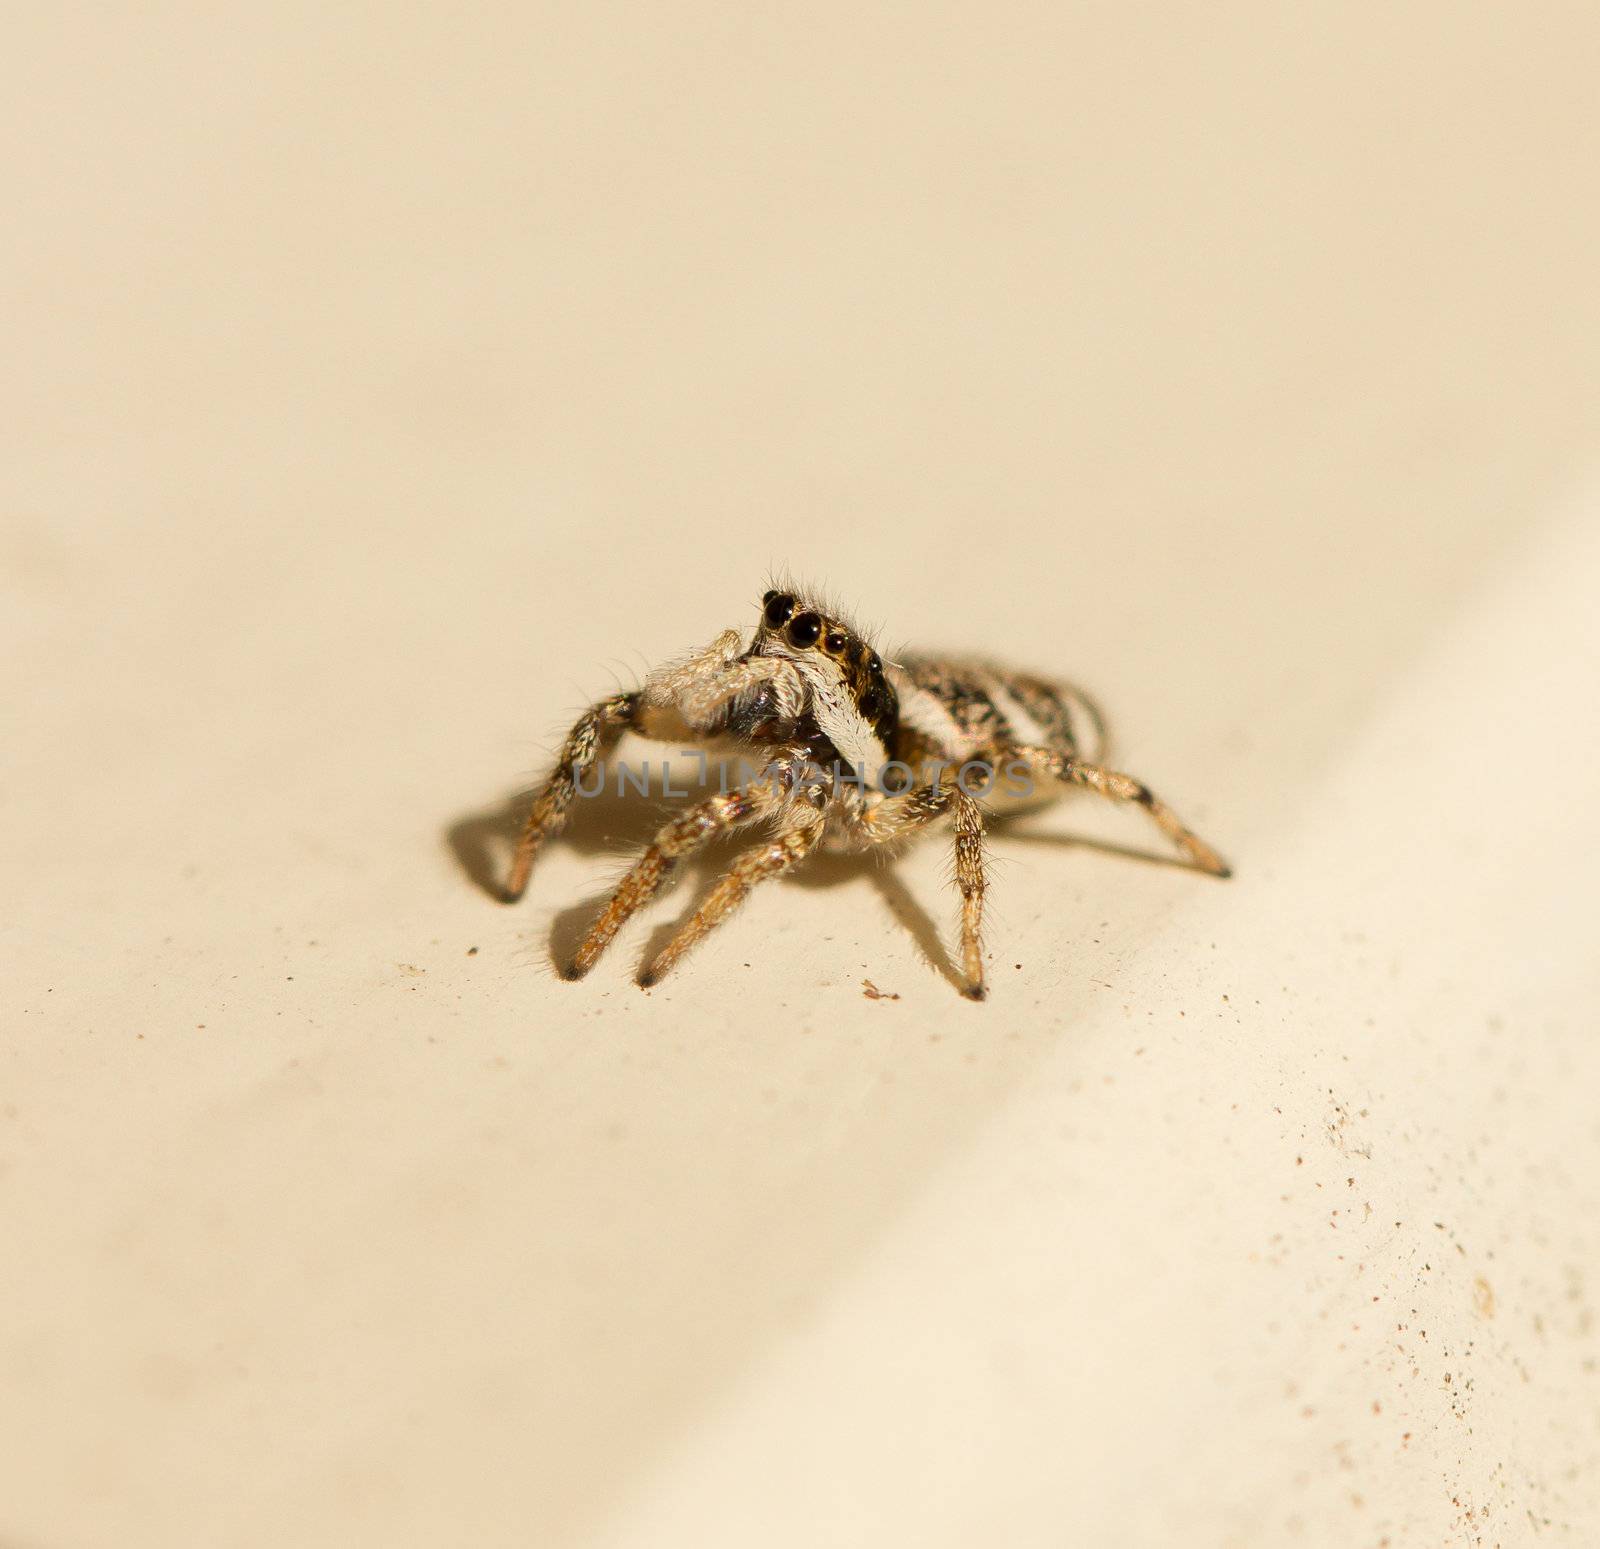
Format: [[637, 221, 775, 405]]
[[645, 628, 806, 731]]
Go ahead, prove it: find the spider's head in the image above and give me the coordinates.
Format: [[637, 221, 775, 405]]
[[754, 588, 898, 770]]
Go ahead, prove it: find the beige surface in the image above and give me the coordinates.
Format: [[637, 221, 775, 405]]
[[5, 6, 1600, 1546]]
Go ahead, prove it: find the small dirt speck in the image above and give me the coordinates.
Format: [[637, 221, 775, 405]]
[[862, 979, 900, 1001]]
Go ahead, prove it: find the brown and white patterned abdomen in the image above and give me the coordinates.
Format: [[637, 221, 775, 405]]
[[889, 657, 1109, 767]]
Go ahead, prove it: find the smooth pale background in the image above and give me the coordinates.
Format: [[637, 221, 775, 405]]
[[4, 4, 1599, 1546]]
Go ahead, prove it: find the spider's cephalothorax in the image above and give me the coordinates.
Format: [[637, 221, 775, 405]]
[[725, 589, 900, 776], [503, 586, 1230, 1000]]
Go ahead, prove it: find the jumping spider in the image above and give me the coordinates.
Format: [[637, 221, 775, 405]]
[[505, 586, 1230, 1000]]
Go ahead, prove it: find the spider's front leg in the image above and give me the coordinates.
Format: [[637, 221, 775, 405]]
[[504, 690, 640, 902], [638, 797, 827, 988], [858, 774, 991, 1001], [565, 751, 807, 980], [505, 631, 797, 904]]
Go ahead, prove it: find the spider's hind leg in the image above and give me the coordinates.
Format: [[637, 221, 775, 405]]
[[1012, 745, 1231, 877]]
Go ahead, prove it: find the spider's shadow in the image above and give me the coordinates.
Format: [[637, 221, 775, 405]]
[[445, 781, 1197, 992]]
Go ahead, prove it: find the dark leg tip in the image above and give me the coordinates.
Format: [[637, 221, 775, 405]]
[[960, 982, 988, 1002], [558, 961, 586, 982], [636, 968, 660, 989]]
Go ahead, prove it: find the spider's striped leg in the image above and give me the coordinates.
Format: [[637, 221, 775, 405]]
[[504, 691, 640, 903], [637, 805, 826, 988], [859, 775, 991, 1001], [567, 757, 800, 980], [1011, 745, 1231, 877]]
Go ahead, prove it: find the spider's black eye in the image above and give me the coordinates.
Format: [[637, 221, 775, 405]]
[[763, 592, 795, 628], [787, 611, 822, 649], [824, 629, 848, 655], [868, 653, 883, 676]]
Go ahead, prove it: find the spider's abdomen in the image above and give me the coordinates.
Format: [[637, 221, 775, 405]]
[[888, 657, 1108, 767]]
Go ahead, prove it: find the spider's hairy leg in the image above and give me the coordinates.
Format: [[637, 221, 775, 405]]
[[637, 804, 826, 988], [1013, 745, 1231, 877], [859, 776, 991, 1001], [565, 757, 801, 980], [949, 789, 989, 999], [504, 690, 640, 903]]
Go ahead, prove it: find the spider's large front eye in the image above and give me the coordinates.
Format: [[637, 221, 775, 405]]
[[787, 611, 822, 648], [763, 592, 795, 628]]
